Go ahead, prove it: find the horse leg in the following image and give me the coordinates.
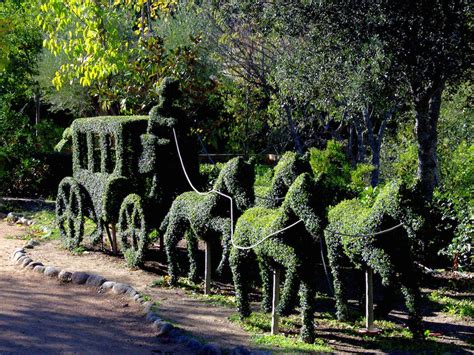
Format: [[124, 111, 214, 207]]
[[164, 212, 186, 286], [326, 234, 350, 320], [299, 278, 316, 344], [185, 230, 199, 284], [212, 217, 231, 277], [397, 262, 424, 338], [230, 247, 251, 318], [258, 258, 273, 313], [277, 255, 299, 316]]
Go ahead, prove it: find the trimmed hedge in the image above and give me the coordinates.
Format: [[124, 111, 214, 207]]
[[324, 181, 424, 337], [230, 173, 328, 344], [162, 156, 255, 285], [257, 151, 312, 208]]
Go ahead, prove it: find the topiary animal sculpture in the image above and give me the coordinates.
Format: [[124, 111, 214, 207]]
[[257, 151, 311, 208], [230, 172, 327, 343], [324, 181, 424, 338], [162, 156, 255, 285]]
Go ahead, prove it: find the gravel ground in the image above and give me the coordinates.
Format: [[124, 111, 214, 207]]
[[0, 222, 183, 354]]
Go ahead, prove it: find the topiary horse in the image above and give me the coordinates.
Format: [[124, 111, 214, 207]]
[[257, 151, 311, 208], [230, 173, 327, 343], [324, 181, 424, 338], [162, 157, 255, 285]]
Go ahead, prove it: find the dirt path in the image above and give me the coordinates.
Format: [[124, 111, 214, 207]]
[[1, 222, 254, 350], [0, 223, 182, 353]]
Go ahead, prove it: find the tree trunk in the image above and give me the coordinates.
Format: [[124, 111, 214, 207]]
[[283, 102, 304, 155], [414, 86, 442, 201]]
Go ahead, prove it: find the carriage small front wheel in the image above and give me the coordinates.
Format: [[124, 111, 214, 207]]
[[56, 177, 85, 250], [118, 194, 147, 267]]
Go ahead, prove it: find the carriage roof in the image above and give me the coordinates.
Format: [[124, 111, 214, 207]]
[[72, 116, 148, 135]]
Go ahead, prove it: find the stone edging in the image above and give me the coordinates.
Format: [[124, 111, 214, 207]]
[[10, 241, 252, 355]]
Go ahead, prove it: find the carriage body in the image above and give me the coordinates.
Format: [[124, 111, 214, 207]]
[[70, 116, 149, 224], [56, 115, 167, 262]]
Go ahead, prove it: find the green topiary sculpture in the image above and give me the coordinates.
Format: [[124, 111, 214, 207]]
[[257, 151, 312, 208], [56, 77, 199, 267], [230, 173, 328, 344], [161, 156, 255, 285], [324, 181, 424, 338]]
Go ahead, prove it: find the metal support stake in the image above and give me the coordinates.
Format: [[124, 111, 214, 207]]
[[204, 242, 211, 295], [359, 266, 381, 335], [271, 269, 281, 335], [366, 267, 374, 331]]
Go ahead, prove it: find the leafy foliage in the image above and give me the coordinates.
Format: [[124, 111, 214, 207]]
[[231, 173, 328, 343], [162, 156, 255, 284], [325, 181, 424, 337]]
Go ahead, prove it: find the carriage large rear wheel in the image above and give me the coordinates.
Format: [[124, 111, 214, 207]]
[[118, 194, 147, 267], [56, 177, 85, 250]]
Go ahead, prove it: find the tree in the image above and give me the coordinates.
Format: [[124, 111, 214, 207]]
[[252, 0, 472, 200]]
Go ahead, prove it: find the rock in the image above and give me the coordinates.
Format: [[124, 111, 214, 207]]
[[186, 339, 203, 352], [44, 266, 61, 278], [133, 294, 141, 302], [156, 323, 174, 337], [125, 287, 138, 298], [26, 262, 43, 270], [24, 239, 39, 249], [143, 301, 153, 313], [20, 257, 33, 268], [71, 272, 89, 285], [101, 281, 116, 290], [34, 265, 45, 273], [12, 248, 25, 256], [58, 270, 72, 283], [146, 311, 159, 322], [13, 252, 25, 261], [16, 256, 28, 265], [85, 274, 106, 287], [112, 283, 131, 295], [198, 344, 222, 355], [168, 328, 183, 338], [230, 346, 251, 355]]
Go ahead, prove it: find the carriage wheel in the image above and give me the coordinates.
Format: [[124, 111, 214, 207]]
[[56, 177, 85, 250], [118, 194, 147, 267]]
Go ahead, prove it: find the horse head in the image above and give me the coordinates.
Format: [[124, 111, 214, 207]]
[[263, 151, 312, 208], [213, 157, 255, 215], [281, 172, 324, 239]]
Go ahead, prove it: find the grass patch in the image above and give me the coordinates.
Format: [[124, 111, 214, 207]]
[[228, 312, 331, 352], [429, 290, 474, 318], [24, 210, 60, 241]]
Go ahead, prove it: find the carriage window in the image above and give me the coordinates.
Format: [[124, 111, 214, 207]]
[[78, 132, 88, 169], [103, 134, 116, 174], [92, 133, 101, 172]]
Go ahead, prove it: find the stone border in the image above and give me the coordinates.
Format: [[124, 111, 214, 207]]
[[10, 241, 252, 355]]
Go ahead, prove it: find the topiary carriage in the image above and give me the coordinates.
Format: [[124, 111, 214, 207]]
[[324, 181, 425, 337], [56, 79, 198, 266]]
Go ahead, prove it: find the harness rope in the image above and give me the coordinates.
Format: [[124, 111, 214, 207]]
[[172, 128, 302, 250]]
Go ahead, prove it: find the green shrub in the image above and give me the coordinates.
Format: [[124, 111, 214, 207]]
[[325, 181, 424, 338], [231, 173, 328, 343]]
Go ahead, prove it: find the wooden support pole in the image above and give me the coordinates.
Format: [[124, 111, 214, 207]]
[[271, 268, 281, 335], [366, 267, 374, 331], [204, 242, 211, 295]]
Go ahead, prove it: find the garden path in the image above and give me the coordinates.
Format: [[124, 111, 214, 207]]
[[1, 221, 254, 350], [0, 222, 183, 353]]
